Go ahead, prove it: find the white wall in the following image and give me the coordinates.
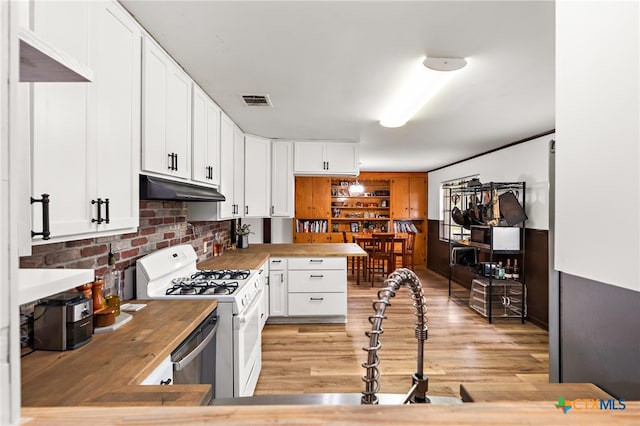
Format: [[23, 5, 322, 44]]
[[428, 134, 552, 230], [271, 218, 293, 243], [555, 0, 639, 293]]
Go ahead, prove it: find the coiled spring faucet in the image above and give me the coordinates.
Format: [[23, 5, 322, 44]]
[[361, 268, 429, 405]]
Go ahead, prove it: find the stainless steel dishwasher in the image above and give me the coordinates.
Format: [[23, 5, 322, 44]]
[[172, 309, 218, 398]]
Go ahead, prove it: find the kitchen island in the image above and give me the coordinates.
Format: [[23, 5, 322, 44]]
[[21, 299, 217, 407], [21, 401, 640, 424], [198, 243, 368, 324]]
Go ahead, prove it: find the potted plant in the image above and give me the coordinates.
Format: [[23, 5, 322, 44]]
[[235, 223, 253, 249]]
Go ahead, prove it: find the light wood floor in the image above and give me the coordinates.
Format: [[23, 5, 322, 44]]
[[255, 267, 549, 398]]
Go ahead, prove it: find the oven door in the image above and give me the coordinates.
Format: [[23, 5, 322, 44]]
[[233, 289, 262, 397]]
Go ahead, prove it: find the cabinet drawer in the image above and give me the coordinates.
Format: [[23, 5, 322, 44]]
[[288, 257, 345, 270], [288, 292, 346, 316], [288, 270, 346, 292], [269, 257, 287, 271]]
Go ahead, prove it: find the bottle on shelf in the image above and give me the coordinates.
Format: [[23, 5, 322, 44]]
[[505, 259, 513, 280], [495, 261, 505, 280], [103, 244, 121, 316], [512, 259, 520, 281]]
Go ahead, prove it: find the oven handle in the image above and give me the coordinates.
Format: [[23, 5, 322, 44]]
[[173, 321, 219, 372], [234, 288, 263, 329]]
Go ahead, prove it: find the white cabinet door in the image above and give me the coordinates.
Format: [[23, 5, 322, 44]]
[[271, 141, 294, 217], [142, 36, 192, 179], [217, 112, 235, 219], [269, 270, 288, 317], [192, 84, 220, 186], [165, 65, 191, 179], [325, 142, 359, 175], [90, 1, 140, 232], [31, 1, 93, 240], [233, 125, 245, 218], [244, 135, 271, 217], [293, 141, 359, 175], [31, 1, 140, 243], [293, 141, 325, 173]]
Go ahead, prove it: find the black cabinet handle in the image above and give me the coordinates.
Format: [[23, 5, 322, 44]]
[[310, 297, 324, 301], [168, 153, 173, 170], [168, 153, 178, 171], [160, 378, 172, 385], [309, 274, 324, 278], [104, 198, 110, 224], [245, 206, 249, 215], [30, 194, 51, 240], [91, 198, 104, 224], [309, 259, 324, 263], [174, 153, 178, 171]]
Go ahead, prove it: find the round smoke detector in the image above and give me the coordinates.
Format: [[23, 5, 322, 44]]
[[423, 57, 467, 72]]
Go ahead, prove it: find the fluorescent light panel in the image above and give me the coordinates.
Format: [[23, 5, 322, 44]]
[[379, 57, 466, 128]]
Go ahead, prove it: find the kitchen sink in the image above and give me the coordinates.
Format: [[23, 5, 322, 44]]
[[210, 393, 462, 406]]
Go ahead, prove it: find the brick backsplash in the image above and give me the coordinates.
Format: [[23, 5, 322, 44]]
[[19, 200, 233, 283]]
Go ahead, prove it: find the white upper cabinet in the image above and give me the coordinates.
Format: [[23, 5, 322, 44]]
[[293, 141, 359, 176], [232, 125, 246, 217], [217, 113, 236, 219], [271, 141, 294, 217], [142, 35, 191, 180], [192, 84, 221, 186], [244, 135, 271, 217], [30, 0, 140, 244]]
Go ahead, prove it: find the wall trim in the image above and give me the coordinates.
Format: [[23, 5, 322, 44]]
[[427, 129, 555, 173]]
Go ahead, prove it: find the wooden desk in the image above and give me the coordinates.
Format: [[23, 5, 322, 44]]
[[352, 233, 407, 285]]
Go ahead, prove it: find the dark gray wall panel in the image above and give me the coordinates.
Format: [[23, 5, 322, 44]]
[[561, 273, 640, 399]]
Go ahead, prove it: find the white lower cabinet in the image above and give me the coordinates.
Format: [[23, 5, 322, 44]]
[[268, 258, 288, 317], [141, 355, 173, 386], [268, 257, 347, 323]]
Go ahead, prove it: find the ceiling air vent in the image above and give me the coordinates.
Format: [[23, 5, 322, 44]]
[[241, 94, 272, 107]]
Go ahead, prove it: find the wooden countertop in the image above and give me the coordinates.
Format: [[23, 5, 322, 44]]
[[21, 401, 640, 425], [21, 299, 217, 407], [197, 243, 367, 270], [460, 382, 614, 402]]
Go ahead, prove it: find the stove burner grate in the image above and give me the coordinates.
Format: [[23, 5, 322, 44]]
[[192, 269, 251, 281], [165, 278, 239, 296]]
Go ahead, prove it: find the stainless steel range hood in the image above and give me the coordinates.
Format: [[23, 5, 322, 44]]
[[140, 175, 225, 202]]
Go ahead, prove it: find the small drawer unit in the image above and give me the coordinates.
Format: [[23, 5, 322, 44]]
[[469, 278, 526, 319], [287, 256, 347, 319]]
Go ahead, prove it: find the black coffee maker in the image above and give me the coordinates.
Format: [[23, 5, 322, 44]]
[[33, 292, 93, 351]]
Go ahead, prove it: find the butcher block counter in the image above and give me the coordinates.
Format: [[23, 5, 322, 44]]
[[21, 299, 217, 407], [21, 401, 640, 425], [197, 243, 367, 270]]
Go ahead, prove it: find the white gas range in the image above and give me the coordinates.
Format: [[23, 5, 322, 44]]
[[136, 244, 264, 398]]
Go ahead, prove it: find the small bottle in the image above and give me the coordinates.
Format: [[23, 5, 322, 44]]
[[495, 261, 505, 280], [505, 259, 513, 280], [512, 259, 520, 281], [103, 244, 121, 316]]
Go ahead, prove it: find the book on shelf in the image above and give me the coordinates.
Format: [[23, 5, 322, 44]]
[[296, 219, 328, 233], [393, 221, 420, 233]]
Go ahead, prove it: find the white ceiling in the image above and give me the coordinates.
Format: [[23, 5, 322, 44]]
[[120, 0, 555, 172]]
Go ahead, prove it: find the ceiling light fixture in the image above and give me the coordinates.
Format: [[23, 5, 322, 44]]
[[379, 56, 467, 128], [349, 180, 364, 195]]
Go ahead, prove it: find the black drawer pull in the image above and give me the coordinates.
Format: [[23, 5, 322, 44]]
[[309, 274, 324, 278], [310, 297, 324, 301], [30, 194, 51, 240], [104, 198, 110, 224], [309, 259, 323, 263], [91, 198, 104, 224]]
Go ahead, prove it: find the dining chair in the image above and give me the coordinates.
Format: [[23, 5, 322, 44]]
[[342, 231, 355, 275], [403, 231, 416, 270], [368, 232, 395, 286]]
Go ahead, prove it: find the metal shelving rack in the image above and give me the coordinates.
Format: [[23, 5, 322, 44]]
[[445, 181, 527, 324]]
